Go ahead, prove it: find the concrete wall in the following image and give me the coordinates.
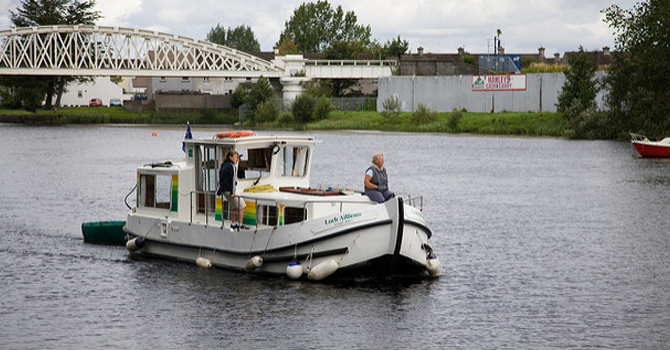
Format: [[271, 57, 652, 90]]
[[150, 77, 243, 96], [154, 93, 230, 111], [378, 72, 608, 113]]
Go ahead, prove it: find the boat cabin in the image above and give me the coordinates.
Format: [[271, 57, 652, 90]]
[[134, 133, 325, 227]]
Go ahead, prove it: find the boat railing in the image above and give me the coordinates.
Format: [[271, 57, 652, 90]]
[[630, 133, 648, 142], [404, 195, 424, 211], [188, 190, 219, 225], [185, 190, 425, 227]]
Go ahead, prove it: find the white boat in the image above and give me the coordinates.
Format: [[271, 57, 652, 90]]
[[123, 127, 441, 281]]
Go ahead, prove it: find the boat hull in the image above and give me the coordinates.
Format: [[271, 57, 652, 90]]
[[124, 198, 435, 281], [632, 141, 670, 157]]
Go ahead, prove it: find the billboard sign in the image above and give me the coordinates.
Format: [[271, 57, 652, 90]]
[[472, 74, 527, 91]]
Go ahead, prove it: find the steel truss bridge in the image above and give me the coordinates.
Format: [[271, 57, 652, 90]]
[[0, 25, 284, 78], [0, 25, 396, 79]]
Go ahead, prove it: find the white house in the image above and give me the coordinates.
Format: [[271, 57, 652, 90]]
[[59, 77, 133, 107]]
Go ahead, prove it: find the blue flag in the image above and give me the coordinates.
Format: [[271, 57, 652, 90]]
[[182, 122, 192, 153]]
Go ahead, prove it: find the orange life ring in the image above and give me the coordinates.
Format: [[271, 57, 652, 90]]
[[216, 130, 255, 138]]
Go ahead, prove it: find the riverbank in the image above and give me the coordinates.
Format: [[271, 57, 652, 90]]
[[0, 107, 569, 137]]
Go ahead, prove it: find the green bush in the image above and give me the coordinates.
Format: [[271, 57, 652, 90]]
[[230, 85, 248, 108], [381, 95, 402, 120], [277, 112, 295, 126], [411, 103, 438, 124], [463, 54, 477, 66], [199, 108, 217, 123], [292, 94, 316, 123], [313, 96, 331, 120], [255, 98, 279, 123], [447, 108, 463, 131]]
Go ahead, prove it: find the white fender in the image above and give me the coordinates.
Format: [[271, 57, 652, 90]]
[[307, 259, 340, 281], [426, 256, 442, 276], [286, 259, 303, 280], [245, 256, 263, 271], [125, 237, 145, 251], [196, 257, 212, 269]]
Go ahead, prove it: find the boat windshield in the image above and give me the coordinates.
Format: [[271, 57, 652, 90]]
[[238, 147, 273, 179], [278, 146, 309, 178]]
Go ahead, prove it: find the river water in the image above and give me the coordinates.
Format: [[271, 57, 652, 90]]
[[1, 125, 669, 349]]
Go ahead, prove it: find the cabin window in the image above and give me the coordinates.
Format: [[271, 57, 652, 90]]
[[257, 205, 278, 226], [238, 147, 273, 179], [279, 146, 309, 177], [140, 174, 172, 210], [284, 207, 306, 225]]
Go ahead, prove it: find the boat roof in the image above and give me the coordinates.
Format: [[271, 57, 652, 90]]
[[184, 134, 317, 147]]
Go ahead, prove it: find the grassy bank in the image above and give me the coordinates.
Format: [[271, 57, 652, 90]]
[[299, 110, 569, 137], [0, 106, 238, 125], [1, 107, 569, 137]]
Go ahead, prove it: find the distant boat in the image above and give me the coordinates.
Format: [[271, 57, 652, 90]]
[[81, 221, 127, 246], [630, 133, 670, 158]]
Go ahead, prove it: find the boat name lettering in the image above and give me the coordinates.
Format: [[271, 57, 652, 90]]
[[324, 212, 362, 226]]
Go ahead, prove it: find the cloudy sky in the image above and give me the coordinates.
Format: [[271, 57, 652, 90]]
[[1, 0, 639, 56]]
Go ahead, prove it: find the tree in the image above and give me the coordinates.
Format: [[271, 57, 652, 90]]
[[382, 35, 409, 59], [277, 37, 299, 55], [7, 0, 101, 110], [603, 0, 670, 135], [244, 77, 275, 123], [292, 94, 316, 123], [227, 25, 260, 52], [206, 24, 260, 52], [205, 24, 227, 46], [556, 46, 598, 114], [278, 0, 371, 53]]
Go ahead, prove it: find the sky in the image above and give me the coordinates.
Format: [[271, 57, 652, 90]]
[[1, 0, 640, 56]]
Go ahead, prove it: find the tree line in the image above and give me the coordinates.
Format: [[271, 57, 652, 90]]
[[556, 0, 670, 139]]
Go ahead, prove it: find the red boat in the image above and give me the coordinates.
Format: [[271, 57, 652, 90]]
[[630, 133, 670, 157]]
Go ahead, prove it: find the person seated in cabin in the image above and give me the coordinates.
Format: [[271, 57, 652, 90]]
[[363, 152, 394, 203], [217, 150, 247, 230]]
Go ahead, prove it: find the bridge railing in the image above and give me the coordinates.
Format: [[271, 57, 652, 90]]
[[305, 60, 397, 67]]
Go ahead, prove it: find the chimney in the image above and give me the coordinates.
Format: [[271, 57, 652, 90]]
[[603, 46, 610, 56], [417, 46, 424, 56], [554, 52, 560, 62], [458, 47, 464, 56], [538, 47, 545, 59]]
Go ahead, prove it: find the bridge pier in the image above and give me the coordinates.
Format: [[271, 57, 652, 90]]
[[280, 77, 309, 108], [275, 55, 309, 107]]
